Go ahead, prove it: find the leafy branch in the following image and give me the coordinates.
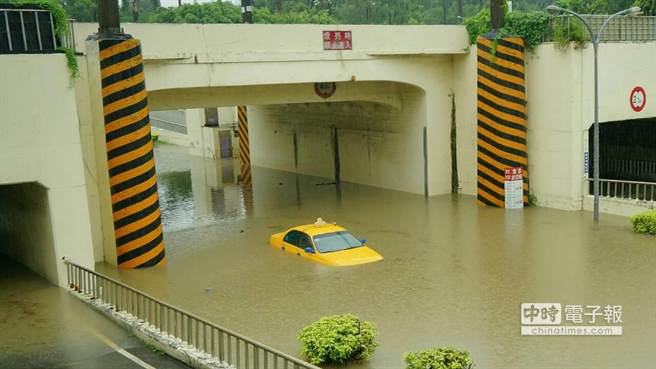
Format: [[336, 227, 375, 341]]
[[56, 46, 79, 80], [463, 8, 590, 52]]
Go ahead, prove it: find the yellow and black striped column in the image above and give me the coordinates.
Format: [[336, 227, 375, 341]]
[[476, 35, 529, 207], [99, 36, 165, 268], [238, 105, 252, 187]]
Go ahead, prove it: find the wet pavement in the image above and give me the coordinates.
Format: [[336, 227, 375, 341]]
[[94, 143, 656, 369], [0, 256, 192, 369]]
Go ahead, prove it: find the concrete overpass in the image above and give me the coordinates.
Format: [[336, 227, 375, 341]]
[[2, 22, 656, 286], [73, 22, 471, 196]]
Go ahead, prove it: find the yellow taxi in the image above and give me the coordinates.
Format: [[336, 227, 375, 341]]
[[269, 218, 383, 266]]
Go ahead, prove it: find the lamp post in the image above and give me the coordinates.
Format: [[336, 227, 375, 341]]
[[546, 5, 641, 224]]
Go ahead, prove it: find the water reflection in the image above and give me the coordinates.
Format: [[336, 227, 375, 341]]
[[155, 144, 251, 231]]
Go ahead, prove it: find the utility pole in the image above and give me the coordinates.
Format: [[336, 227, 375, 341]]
[[132, 0, 139, 22], [241, 0, 253, 23], [178, 0, 181, 6], [491, 0, 505, 30], [98, 0, 121, 36], [457, 0, 463, 19]]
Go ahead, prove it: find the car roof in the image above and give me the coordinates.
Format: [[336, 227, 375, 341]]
[[291, 223, 346, 237]]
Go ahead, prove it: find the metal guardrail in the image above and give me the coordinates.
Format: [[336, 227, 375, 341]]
[[587, 178, 656, 203], [151, 116, 188, 134], [545, 15, 656, 43], [0, 7, 75, 53], [65, 260, 320, 369], [65, 18, 75, 52]]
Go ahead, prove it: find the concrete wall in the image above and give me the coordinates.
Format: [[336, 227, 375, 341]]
[[250, 83, 425, 193], [452, 50, 479, 195], [527, 42, 656, 211], [0, 54, 96, 285], [451, 42, 656, 213], [73, 23, 469, 62], [0, 183, 58, 283], [74, 56, 105, 262]]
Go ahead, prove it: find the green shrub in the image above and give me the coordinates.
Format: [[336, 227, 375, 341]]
[[463, 8, 592, 53], [404, 347, 473, 369], [463, 9, 491, 45], [297, 314, 378, 365], [552, 17, 589, 51], [631, 210, 656, 235]]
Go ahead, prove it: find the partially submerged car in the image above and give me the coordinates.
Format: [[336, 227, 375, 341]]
[[269, 218, 383, 266]]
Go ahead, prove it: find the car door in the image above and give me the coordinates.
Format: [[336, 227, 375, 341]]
[[298, 233, 317, 260], [282, 230, 302, 253]]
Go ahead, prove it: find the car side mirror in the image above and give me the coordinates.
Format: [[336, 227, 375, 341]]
[[360, 239, 367, 245], [304, 247, 315, 254]]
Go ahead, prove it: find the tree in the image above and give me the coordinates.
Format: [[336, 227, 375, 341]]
[[63, 0, 655, 25], [634, 0, 656, 15], [554, 0, 635, 14], [62, 0, 97, 21]]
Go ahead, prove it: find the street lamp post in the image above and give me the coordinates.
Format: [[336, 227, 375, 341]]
[[546, 5, 641, 224]]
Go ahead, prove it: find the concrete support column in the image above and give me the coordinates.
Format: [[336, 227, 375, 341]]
[[475, 34, 529, 207], [190, 156, 224, 218], [187, 109, 221, 159], [238, 106, 252, 186], [87, 34, 166, 268]]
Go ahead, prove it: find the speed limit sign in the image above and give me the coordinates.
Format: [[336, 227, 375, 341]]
[[630, 86, 646, 112]]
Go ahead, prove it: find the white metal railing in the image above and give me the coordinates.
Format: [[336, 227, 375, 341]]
[[587, 178, 656, 203], [65, 260, 320, 369]]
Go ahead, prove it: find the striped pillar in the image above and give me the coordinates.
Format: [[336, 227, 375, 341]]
[[99, 36, 165, 268], [238, 105, 252, 187], [476, 34, 529, 207]]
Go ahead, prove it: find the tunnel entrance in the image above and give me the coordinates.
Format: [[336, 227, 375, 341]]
[[249, 99, 424, 194], [147, 81, 431, 232], [0, 182, 58, 283], [589, 117, 656, 200]]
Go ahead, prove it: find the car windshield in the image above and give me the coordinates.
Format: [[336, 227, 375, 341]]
[[313, 231, 363, 253]]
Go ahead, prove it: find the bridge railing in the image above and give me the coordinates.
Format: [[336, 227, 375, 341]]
[[64, 260, 320, 369], [587, 178, 656, 204], [0, 5, 75, 54], [545, 15, 656, 43]]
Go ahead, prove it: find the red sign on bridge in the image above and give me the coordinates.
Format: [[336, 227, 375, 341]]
[[323, 31, 352, 51]]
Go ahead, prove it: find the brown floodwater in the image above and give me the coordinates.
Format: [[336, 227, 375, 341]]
[[0, 255, 191, 369], [96, 143, 656, 369]]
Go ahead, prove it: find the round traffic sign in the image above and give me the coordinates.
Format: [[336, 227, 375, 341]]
[[630, 86, 646, 112], [315, 82, 336, 99]]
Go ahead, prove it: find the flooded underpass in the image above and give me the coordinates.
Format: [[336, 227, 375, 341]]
[[96, 143, 656, 369]]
